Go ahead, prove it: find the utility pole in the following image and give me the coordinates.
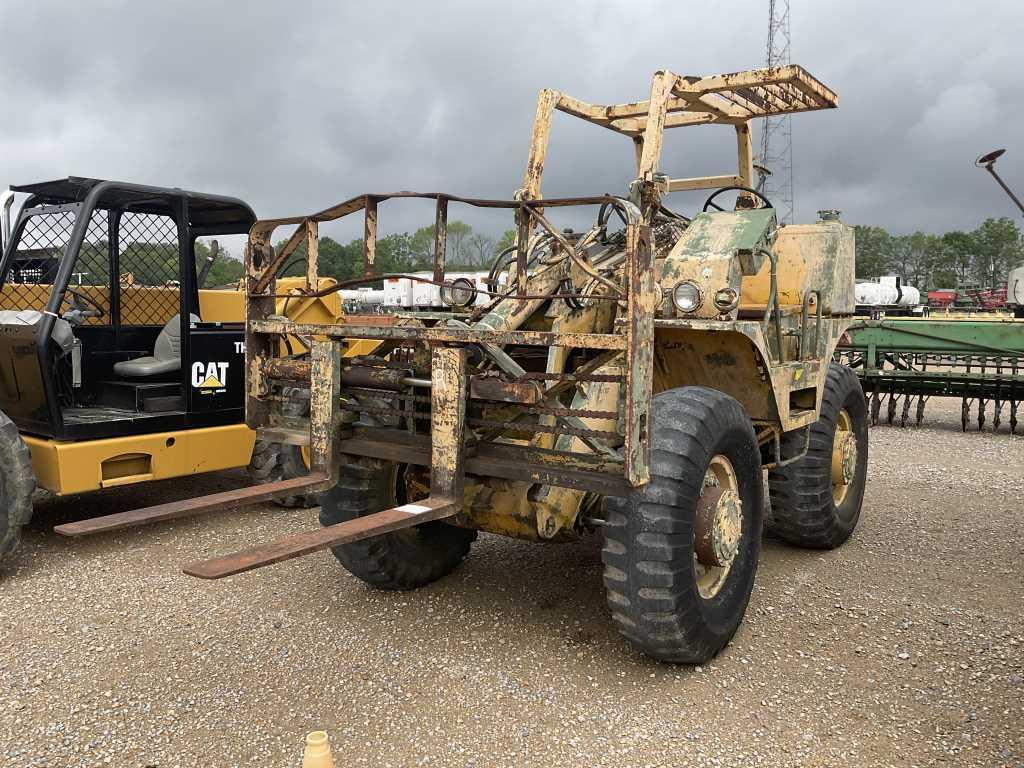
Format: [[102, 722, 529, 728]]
[[758, 0, 795, 223]]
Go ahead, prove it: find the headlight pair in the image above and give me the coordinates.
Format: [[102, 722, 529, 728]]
[[670, 281, 740, 314]]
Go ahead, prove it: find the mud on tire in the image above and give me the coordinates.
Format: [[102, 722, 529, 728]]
[[602, 387, 763, 664], [768, 362, 868, 549], [319, 460, 476, 590]]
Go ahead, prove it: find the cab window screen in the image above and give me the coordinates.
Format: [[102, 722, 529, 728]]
[[0, 207, 111, 326], [117, 212, 181, 326]]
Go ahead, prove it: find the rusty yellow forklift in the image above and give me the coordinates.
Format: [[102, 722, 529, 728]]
[[66, 66, 868, 663], [0, 178, 350, 560]]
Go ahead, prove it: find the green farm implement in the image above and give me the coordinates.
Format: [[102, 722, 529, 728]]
[[835, 317, 1024, 431]]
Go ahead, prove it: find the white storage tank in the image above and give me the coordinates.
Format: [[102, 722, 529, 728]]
[[878, 274, 921, 306], [855, 281, 898, 306], [1008, 265, 1024, 306], [379, 270, 496, 309], [896, 285, 921, 306], [412, 273, 443, 307], [383, 277, 414, 308]]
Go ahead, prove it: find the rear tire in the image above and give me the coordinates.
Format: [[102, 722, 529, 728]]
[[602, 387, 763, 664], [319, 460, 476, 590], [768, 363, 868, 549], [247, 388, 319, 508], [0, 411, 36, 560]]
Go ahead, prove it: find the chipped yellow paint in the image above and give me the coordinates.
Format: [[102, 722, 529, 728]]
[[740, 220, 855, 314]]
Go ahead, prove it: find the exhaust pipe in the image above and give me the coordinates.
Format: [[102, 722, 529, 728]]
[[0, 189, 15, 254]]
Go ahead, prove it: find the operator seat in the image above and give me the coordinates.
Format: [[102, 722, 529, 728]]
[[113, 313, 198, 377]]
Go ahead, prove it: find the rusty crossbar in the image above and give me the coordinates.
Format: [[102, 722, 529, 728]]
[[331, 435, 630, 496], [248, 320, 628, 350], [248, 192, 637, 298], [53, 473, 329, 538]]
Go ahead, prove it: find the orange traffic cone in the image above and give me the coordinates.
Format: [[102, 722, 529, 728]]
[[302, 731, 335, 768]]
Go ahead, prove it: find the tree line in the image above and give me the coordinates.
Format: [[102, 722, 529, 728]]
[[269, 222, 517, 283], [208, 216, 1024, 293], [64, 240, 243, 288], [854, 217, 1023, 290]]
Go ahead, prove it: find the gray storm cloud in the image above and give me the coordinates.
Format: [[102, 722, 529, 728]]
[[1, 0, 1022, 241]]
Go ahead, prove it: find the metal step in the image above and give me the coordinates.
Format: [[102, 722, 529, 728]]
[[53, 473, 328, 537], [182, 495, 458, 580]]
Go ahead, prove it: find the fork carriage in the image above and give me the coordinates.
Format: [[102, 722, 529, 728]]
[[81, 66, 868, 663]]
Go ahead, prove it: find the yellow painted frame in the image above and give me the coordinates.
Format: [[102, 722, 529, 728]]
[[24, 423, 256, 496]]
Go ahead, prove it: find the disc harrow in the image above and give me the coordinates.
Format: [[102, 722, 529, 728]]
[[835, 318, 1024, 432]]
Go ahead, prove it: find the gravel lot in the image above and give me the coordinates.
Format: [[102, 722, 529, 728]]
[[1, 399, 1022, 767]]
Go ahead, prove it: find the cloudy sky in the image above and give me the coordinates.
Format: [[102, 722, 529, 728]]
[[2, 0, 1022, 246]]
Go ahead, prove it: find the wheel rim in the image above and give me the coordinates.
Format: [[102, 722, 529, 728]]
[[831, 409, 857, 505], [694, 455, 743, 599], [389, 464, 431, 543]]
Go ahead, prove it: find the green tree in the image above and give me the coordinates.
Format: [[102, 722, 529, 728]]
[[971, 217, 1023, 289], [317, 236, 360, 280], [853, 225, 893, 278], [901, 231, 940, 288], [196, 240, 244, 287], [940, 231, 976, 288], [467, 232, 496, 267], [376, 233, 416, 274], [446, 221, 473, 266], [495, 229, 516, 254], [406, 221, 477, 268]]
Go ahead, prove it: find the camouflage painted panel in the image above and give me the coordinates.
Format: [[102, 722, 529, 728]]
[[659, 209, 776, 320]]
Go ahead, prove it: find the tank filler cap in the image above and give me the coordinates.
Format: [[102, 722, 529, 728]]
[[818, 209, 842, 221]]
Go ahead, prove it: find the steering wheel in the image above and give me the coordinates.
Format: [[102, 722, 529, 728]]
[[702, 185, 773, 213], [65, 287, 106, 319]]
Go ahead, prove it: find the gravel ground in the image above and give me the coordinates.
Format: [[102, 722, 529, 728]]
[[1, 399, 1022, 767]]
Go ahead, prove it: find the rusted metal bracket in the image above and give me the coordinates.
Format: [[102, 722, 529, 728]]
[[623, 223, 656, 486], [429, 345, 468, 500], [53, 473, 329, 538], [309, 339, 344, 484], [182, 496, 458, 580]]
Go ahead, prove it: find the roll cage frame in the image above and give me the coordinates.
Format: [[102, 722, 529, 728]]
[[0, 178, 255, 438], [242, 65, 838, 489]]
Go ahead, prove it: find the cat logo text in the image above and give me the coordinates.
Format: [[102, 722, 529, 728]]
[[191, 361, 229, 394]]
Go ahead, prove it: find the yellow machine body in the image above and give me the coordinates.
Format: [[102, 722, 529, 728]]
[[23, 277, 362, 495], [25, 424, 257, 495]]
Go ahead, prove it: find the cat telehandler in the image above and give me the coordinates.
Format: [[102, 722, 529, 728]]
[[68, 65, 869, 664], [0, 178, 369, 561]]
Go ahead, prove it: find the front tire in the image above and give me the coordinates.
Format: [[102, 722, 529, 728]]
[[768, 363, 868, 549], [0, 411, 36, 560], [247, 388, 319, 508], [319, 460, 476, 590], [602, 387, 763, 664]]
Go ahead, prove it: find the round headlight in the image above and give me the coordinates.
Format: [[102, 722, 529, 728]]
[[441, 277, 476, 308], [672, 280, 703, 313], [713, 287, 739, 312]]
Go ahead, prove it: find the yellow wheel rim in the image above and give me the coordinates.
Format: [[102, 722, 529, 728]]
[[694, 455, 742, 599], [831, 409, 856, 506]]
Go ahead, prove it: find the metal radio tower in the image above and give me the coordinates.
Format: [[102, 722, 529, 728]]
[[758, 0, 794, 223]]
